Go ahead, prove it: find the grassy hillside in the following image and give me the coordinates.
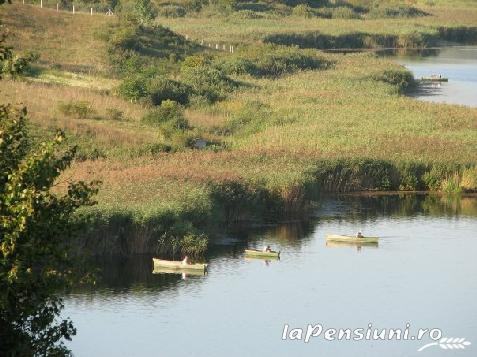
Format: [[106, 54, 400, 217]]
[[1, 1, 477, 254]]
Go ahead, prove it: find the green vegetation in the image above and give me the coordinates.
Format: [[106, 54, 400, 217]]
[[0, 36, 97, 353], [1, 1, 477, 258]]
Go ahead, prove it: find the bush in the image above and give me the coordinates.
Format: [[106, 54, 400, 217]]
[[422, 164, 459, 191], [159, 5, 187, 18], [367, 6, 428, 19], [117, 0, 158, 25], [116, 73, 149, 101], [142, 100, 189, 130], [292, 4, 314, 18], [180, 233, 208, 258], [57, 101, 95, 119], [397, 162, 427, 191], [372, 68, 415, 93], [219, 45, 330, 78], [181, 62, 236, 102], [148, 78, 192, 105]]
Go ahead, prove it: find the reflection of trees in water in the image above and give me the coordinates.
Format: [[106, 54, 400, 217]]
[[71, 256, 190, 297], [68, 194, 477, 298], [377, 48, 441, 58], [318, 193, 477, 223]]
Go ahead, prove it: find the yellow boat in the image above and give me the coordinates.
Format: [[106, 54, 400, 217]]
[[326, 240, 378, 248], [152, 267, 206, 276], [244, 249, 280, 259], [152, 258, 207, 272], [326, 234, 379, 244]]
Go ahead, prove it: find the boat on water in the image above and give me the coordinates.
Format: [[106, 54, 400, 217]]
[[420, 75, 448, 82], [326, 234, 379, 244], [326, 240, 378, 248], [244, 249, 280, 259], [152, 266, 207, 276], [152, 258, 208, 272]]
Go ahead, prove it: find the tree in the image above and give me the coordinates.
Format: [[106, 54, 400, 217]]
[[117, 0, 158, 26], [0, 31, 98, 356]]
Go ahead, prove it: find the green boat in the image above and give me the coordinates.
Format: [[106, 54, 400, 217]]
[[152, 258, 207, 272], [326, 234, 379, 244], [420, 76, 448, 82], [244, 249, 280, 259]]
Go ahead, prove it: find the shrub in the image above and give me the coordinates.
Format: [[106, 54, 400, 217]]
[[219, 45, 330, 78], [292, 4, 314, 18], [142, 100, 189, 130], [367, 6, 428, 19], [57, 101, 95, 119], [372, 69, 415, 93], [181, 64, 236, 102], [180, 233, 208, 258], [397, 162, 427, 191], [422, 164, 459, 191], [116, 74, 149, 101], [148, 78, 192, 105], [117, 0, 158, 25], [159, 5, 187, 18]]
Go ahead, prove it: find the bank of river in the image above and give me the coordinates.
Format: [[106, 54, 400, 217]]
[[64, 194, 477, 356]]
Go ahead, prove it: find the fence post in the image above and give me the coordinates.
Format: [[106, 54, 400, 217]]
[[72, 5, 75, 14], [222, 44, 226, 51], [200, 39, 204, 45], [40, 0, 43, 8], [215, 44, 219, 50], [91, 7, 93, 15], [57, 3, 59, 11]]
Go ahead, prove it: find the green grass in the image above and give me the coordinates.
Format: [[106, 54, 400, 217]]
[[1, 1, 477, 254]]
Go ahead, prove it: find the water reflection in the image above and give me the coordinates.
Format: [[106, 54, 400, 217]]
[[378, 46, 477, 107], [325, 240, 379, 251], [64, 193, 477, 357], [71, 193, 477, 295]]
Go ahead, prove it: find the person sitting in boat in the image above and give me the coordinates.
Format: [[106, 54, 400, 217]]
[[356, 231, 364, 238], [263, 245, 272, 252], [182, 256, 190, 265]]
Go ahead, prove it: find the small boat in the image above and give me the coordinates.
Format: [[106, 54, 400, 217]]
[[152, 258, 207, 272], [420, 75, 448, 82], [152, 267, 206, 276], [244, 249, 280, 259], [326, 234, 379, 244], [326, 240, 378, 248]]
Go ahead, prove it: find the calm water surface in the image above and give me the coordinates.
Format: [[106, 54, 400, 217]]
[[64, 194, 477, 356], [382, 46, 477, 107]]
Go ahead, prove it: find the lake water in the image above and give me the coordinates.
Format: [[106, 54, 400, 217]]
[[380, 46, 477, 107], [64, 194, 477, 356]]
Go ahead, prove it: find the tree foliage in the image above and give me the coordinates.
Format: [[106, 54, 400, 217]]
[[0, 34, 98, 355]]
